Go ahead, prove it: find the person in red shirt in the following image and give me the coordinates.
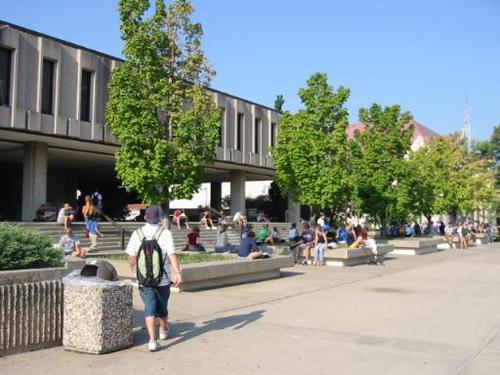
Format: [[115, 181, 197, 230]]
[[173, 209, 190, 230], [185, 227, 206, 251]]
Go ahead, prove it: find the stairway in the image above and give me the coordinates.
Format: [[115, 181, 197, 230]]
[[15, 221, 242, 253], [14, 221, 294, 253]]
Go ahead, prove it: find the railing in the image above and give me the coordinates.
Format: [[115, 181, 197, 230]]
[[101, 213, 130, 250]]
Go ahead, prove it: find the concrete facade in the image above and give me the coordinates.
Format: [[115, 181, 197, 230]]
[[0, 21, 285, 220], [21, 141, 47, 220]]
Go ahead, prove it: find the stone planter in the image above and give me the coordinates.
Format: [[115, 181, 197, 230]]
[[388, 238, 444, 255], [323, 244, 394, 267], [0, 258, 85, 356]]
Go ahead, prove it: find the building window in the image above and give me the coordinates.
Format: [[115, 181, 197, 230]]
[[236, 113, 244, 151], [218, 108, 225, 147], [271, 122, 277, 148], [0, 47, 12, 107], [254, 118, 260, 154], [80, 69, 92, 122], [41, 59, 55, 114]]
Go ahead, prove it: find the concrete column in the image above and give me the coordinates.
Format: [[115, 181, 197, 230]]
[[210, 182, 222, 210], [22, 142, 48, 221], [230, 170, 246, 216], [287, 192, 301, 223]]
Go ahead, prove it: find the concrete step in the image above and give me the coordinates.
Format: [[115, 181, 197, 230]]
[[10, 221, 246, 253]]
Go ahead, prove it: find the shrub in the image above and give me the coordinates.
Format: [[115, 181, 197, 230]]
[[0, 224, 63, 271]]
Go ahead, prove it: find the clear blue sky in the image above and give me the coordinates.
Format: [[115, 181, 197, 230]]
[[3, 0, 499, 140]]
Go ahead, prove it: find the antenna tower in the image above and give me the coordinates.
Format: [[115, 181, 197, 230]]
[[464, 94, 471, 152]]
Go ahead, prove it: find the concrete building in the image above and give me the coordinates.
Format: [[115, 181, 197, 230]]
[[0, 21, 299, 221]]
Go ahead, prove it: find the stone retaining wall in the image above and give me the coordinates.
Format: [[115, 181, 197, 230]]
[[0, 259, 85, 356]]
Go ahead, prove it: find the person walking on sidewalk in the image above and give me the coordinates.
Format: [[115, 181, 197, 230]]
[[126, 205, 182, 352]]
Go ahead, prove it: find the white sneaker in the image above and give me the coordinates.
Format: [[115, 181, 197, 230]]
[[159, 328, 169, 340], [148, 340, 159, 352]]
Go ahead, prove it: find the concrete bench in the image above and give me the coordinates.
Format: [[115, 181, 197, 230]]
[[107, 255, 294, 292], [436, 233, 492, 249], [389, 238, 444, 255], [323, 244, 394, 267], [174, 255, 294, 292], [262, 245, 293, 256]]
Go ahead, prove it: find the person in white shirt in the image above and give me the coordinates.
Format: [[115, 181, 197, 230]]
[[215, 224, 236, 253], [126, 205, 182, 352], [317, 212, 326, 228], [57, 203, 74, 230]]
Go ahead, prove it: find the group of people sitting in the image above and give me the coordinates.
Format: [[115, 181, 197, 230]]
[[182, 215, 277, 260], [172, 208, 231, 231], [288, 220, 379, 266], [444, 221, 496, 249]]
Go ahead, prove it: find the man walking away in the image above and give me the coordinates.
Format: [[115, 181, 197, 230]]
[[126, 205, 182, 352]]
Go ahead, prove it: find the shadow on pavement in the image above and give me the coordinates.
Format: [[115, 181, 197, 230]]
[[166, 309, 266, 349], [132, 309, 266, 350]]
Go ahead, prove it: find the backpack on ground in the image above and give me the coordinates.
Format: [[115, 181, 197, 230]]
[[136, 226, 166, 287]]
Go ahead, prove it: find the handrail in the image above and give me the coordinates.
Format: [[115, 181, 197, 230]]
[[101, 213, 131, 250], [206, 205, 223, 218]]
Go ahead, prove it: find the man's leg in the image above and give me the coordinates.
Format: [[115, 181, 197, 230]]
[[159, 316, 168, 334], [157, 285, 171, 339], [145, 316, 157, 341]]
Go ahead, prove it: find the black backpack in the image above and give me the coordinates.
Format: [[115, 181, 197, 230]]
[[136, 227, 166, 287]]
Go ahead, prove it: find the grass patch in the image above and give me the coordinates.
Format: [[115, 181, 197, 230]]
[[91, 252, 232, 264]]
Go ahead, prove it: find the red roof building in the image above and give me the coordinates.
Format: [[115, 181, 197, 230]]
[[346, 120, 439, 150]]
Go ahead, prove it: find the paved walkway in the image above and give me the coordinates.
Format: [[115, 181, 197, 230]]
[[2, 244, 500, 374]]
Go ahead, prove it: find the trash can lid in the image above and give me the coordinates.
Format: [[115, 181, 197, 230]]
[[80, 260, 118, 281]]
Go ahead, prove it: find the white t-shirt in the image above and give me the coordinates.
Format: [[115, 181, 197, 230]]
[[57, 208, 65, 224], [216, 230, 228, 247], [125, 223, 176, 286]]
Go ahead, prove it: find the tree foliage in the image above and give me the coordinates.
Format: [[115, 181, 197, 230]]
[[274, 94, 285, 112], [106, 0, 220, 207], [408, 135, 496, 221], [351, 104, 413, 228], [272, 73, 353, 216]]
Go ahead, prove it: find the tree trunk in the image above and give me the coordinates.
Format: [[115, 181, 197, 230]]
[[379, 215, 387, 239]]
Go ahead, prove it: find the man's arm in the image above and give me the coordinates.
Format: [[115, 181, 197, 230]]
[[168, 254, 182, 287], [125, 231, 139, 272], [128, 255, 137, 272]]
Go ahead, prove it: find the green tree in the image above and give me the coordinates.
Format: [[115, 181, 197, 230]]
[[106, 0, 220, 217], [470, 139, 493, 160], [268, 181, 287, 221], [274, 94, 285, 112], [491, 125, 500, 158], [409, 135, 496, 222], [351, 104, 413, 233], [272, 73, 353, 218]]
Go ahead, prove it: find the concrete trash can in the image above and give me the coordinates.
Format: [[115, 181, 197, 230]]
[[62, 261, 133, 354]]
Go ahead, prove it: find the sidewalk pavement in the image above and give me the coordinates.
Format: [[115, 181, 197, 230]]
[[2, 243, 500, 374]]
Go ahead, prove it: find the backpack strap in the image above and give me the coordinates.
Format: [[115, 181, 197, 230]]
[[151, 226, 169, 281], [137, 228, 145, 242], [153, 226, 164, 241]]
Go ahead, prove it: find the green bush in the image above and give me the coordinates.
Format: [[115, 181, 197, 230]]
[[0, 224, 63, 271]]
